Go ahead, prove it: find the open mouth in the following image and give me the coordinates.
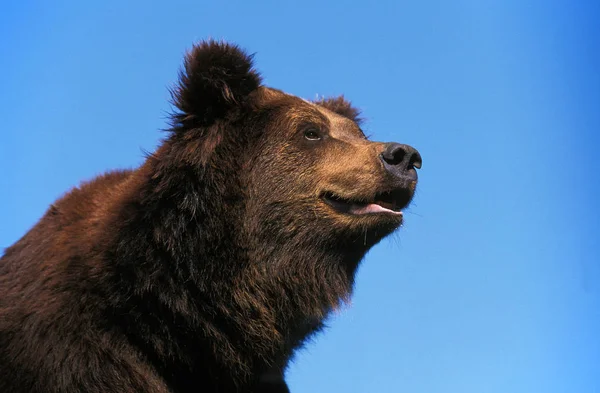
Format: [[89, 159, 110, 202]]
[[321, 190, 408, 216]]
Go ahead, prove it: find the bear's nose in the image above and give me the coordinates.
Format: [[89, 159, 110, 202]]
[[380, 142, 422, 180]]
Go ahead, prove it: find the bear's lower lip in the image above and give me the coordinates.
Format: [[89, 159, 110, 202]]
[[321, 192, 404, 216]]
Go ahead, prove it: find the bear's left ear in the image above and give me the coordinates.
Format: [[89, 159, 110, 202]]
[[314, 96, 363, 125], [171, 40, 262, 131]]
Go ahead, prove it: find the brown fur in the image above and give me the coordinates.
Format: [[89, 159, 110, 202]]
[[0, 40, 420, 392]]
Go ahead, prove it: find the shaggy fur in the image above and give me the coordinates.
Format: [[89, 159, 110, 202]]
[[0, 40, 421, 393]]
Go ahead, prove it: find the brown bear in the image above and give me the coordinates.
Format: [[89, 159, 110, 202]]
[[0, 41, 421, 393]]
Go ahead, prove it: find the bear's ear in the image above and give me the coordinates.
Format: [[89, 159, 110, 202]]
[[314, 96, 363, 125], [170, 40, 262, 131]]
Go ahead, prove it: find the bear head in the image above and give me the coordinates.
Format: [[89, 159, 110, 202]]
[[166, 41, 421, 271]]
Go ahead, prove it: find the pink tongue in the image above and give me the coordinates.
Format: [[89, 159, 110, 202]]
[[348, 203, 402, 216]]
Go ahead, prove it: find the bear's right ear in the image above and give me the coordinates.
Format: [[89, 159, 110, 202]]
[[170, 40, 262, 131]]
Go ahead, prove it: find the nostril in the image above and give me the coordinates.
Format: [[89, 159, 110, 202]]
[[381, 143, 407, 166]]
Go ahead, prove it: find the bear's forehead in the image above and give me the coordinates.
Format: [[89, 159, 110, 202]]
[[259, 87, 365, 140], [305, 101, 366, 141]]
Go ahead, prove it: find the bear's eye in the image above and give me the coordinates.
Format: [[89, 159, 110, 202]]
[[303, 128, 321, 141]]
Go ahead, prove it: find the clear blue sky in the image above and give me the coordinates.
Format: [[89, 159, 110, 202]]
[[1, 1, 599, 392]]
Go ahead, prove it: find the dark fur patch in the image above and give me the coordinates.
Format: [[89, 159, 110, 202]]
[[170, 40, 262, 131]]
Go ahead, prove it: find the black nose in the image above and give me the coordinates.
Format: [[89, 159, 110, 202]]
[[380, 142, 422, 179]]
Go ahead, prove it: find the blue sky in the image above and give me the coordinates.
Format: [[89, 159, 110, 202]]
[[1, 1, 599, 392]]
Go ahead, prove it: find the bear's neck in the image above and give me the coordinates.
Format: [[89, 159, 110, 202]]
[[101, 145, 367, 389]]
